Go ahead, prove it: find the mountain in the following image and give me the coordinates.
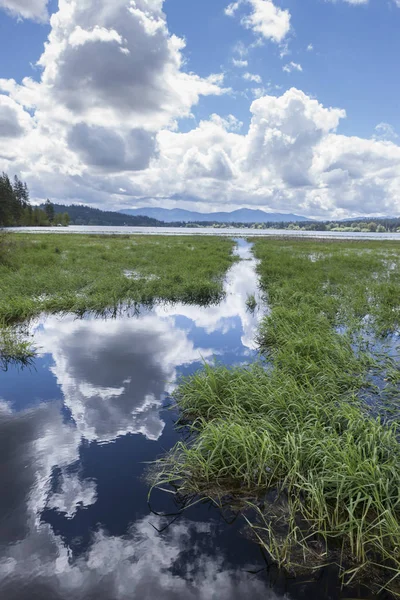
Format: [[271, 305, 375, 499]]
[[50, 204, 163, 227], [119, 207, 312, 224]]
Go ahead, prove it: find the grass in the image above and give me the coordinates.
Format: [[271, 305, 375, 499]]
[[245, 293, 257, 312], [0, 324, 36, 371], [0, 233, 236, 324], [151, 238, 400, 596]]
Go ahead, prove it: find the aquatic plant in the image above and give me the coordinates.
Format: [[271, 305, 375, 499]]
[[245, 294, 257, 312], [151, 237, 400, 596]]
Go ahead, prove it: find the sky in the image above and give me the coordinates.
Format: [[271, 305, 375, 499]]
[[0, 0, 400, 219]]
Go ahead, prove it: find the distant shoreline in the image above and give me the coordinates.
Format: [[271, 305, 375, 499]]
[[4, 225, 400, 241]]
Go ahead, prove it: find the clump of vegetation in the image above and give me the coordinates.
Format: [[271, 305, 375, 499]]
[[0, 234, 237, 323], [0, 324, 36, 371], [245, 294, 257, 312], [151, 238, 400, 596]]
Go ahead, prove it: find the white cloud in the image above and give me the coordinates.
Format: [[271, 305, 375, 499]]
[[1, 1, 400, 219], [373, 122, 398, 143], [232, 58, 248, 67], [0, 94, 32, 138], [0, 0, 49, 22], [225, 0, 291, 44], [0, 0, 227, 177], [243, 72, 262, 83], [283, 61, 303, 73], [307, 43, 314, 52]]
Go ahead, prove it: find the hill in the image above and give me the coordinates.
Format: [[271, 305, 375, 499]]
[[48, 204, 163, 227], [119, 207, 312, 224]]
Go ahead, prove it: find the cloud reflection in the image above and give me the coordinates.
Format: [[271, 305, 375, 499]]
[[35, 315, 213, 443]]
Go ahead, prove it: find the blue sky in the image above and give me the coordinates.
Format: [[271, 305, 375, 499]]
[[1, 0, 400, 218]]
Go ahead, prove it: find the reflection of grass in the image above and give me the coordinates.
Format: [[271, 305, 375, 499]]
[[0, 234, 236, 323], [245, 294, 257, 312], [151, 238, 400, 596]]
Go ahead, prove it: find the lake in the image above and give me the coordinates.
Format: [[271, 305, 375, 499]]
[[6, 225, 400, 240], [0, 240, 388, 599]]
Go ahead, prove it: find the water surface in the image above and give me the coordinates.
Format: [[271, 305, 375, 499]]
[[0, 240, 387, 599], [7, 225, 400, 240]]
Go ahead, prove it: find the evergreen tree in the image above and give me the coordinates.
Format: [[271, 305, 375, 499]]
[[44, 199, 55, 223], [0, 173, 16, 226]]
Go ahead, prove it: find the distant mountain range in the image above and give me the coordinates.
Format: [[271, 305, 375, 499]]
[[119, 207, 312, 224]]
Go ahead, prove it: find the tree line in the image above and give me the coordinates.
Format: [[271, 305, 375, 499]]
[[0, 173, 69, 227]]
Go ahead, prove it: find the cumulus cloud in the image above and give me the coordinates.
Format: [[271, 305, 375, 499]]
[[1, 1, 400, 218], [225, 0, 291, 43], [0, 0, 226, 176], [0, 0, 49, 21], [0, 94, 32, 139], [67, 125, 157, 171]]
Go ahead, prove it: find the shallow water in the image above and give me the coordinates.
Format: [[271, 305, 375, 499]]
[[0, 239, 388, 599], [7, 224, 400, 240]]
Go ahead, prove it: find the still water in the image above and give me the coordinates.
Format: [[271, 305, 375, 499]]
[[7, 224, 400, 240], [0, 240, 387, 599]]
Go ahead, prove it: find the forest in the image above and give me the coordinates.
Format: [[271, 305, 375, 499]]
[[0, 173, 69, 227]]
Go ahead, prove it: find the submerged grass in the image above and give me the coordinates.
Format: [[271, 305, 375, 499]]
[[0, 233, 236, 323], [151, 238, 400, 596]]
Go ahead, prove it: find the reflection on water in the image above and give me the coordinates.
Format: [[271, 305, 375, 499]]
[[0, 239, 385, 600], [1, 239, 281, 600]]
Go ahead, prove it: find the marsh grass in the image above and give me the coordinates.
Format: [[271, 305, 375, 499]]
[[0, 234, 236, 324], [151, 238, 400, 596], [0, 323, 36, 371]]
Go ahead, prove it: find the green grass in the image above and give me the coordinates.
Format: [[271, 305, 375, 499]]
[[245, 293, 257, 312], [0, 233, 236, 323], [0, 324, 36, 371], [151, 238, 400, 596]]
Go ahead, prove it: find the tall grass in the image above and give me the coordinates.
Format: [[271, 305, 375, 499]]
[[151, 238, 400, 596], [0, 234, 236, 323]]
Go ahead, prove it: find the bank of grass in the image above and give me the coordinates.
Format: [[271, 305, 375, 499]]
[[151, 238, 400, 596], [0, 233, 236, 323]]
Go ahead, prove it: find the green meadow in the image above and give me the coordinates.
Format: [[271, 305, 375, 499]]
[[0, 233, 236, 323], [152, 238, 400, 597]]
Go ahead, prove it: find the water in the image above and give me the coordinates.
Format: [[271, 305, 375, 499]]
[[6, 224, 400, 240], [0, 240, 387, 599]]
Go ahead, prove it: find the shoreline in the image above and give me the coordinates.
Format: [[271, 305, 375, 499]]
[[4, 225, 400, 241]]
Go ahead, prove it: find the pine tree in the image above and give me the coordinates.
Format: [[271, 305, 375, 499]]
[[44, 199, 55, 223]]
